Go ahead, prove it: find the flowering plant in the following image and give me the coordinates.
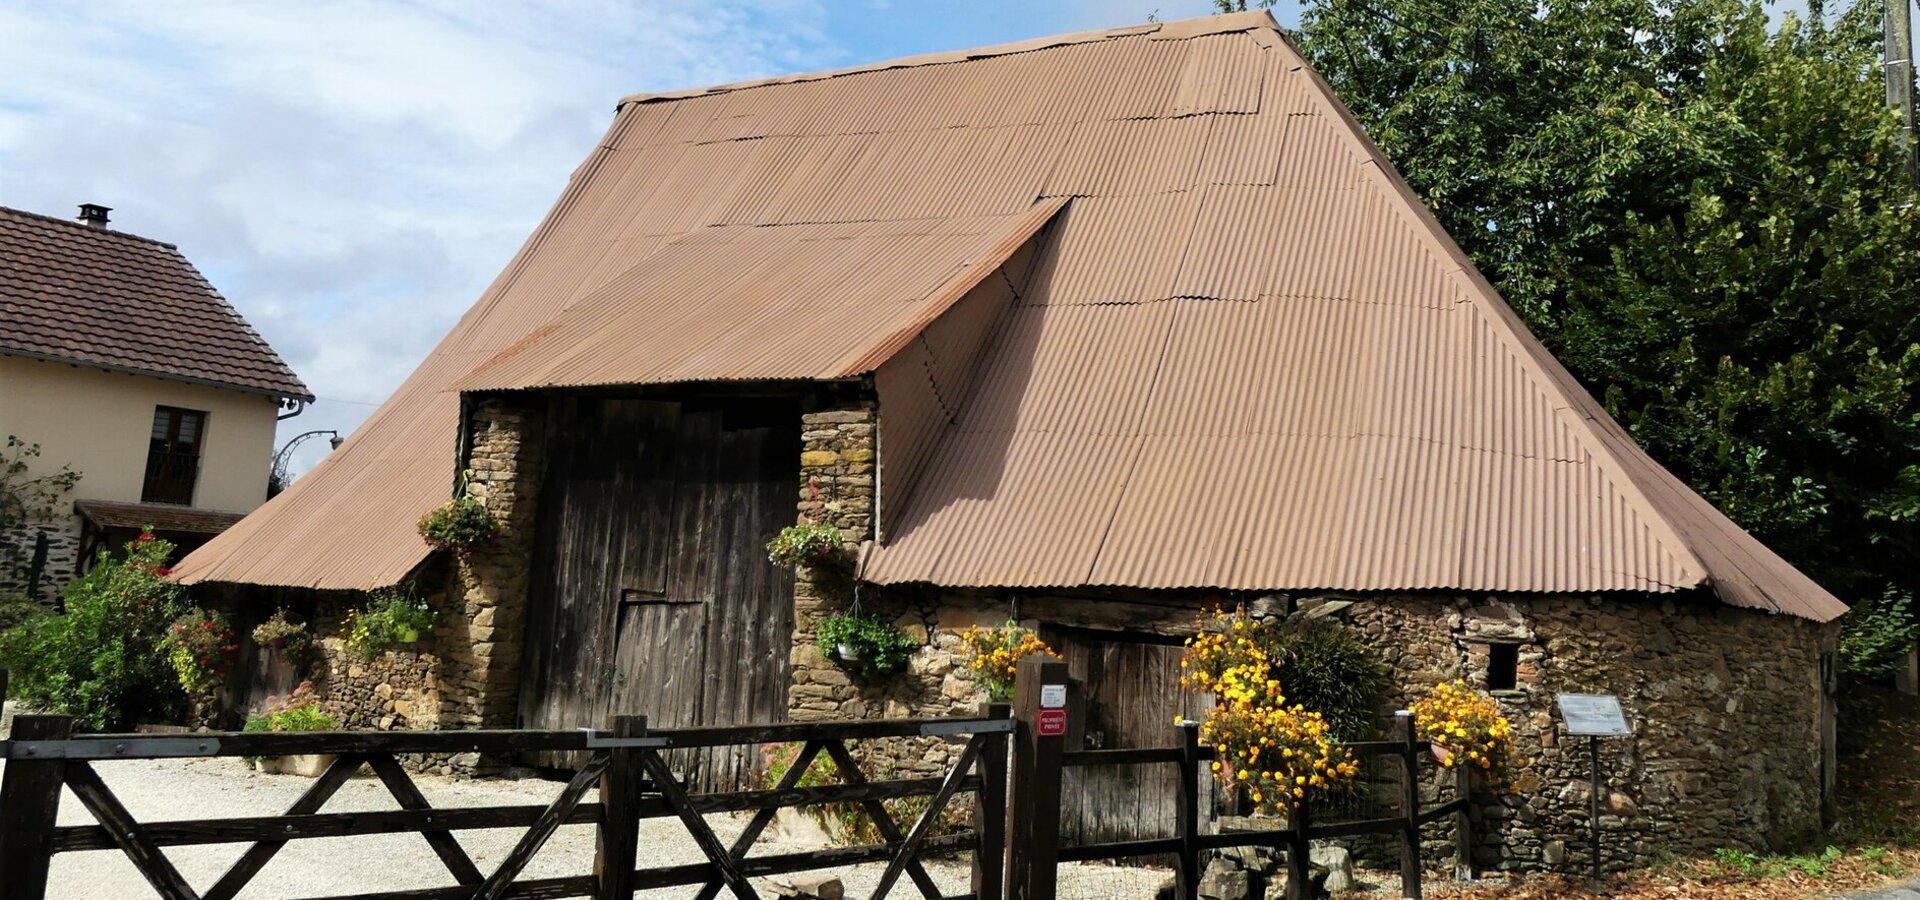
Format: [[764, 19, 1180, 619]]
[[416, 496, 497, 553], [1411, 680, 1520, 775], [244, 681, 338, 733], [767, 522, 844, 567], [958, 621, 1061, 701], [251, 610, 316, 663], [161, 608, 239, 694], [1181, 609, 1360, 812], [345, 586, 436, 659]]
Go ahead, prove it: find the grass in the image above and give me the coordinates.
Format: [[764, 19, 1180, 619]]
[[1422, 683, 1920, 899]]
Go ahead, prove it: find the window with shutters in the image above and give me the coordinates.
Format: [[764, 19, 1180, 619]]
[[142, 406, 206, 504]]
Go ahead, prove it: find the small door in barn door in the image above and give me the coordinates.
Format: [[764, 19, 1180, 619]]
[[518, 396, 797, 787], [1045, 625, 1213, 851]]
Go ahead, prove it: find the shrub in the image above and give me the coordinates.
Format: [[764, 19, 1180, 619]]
[[251, 609, 316, 665], [0, 532, 188, 730], [416, 496, 497, 553], [345, 586, 436, 659], [0, 435, 80, 583], [1267, 616, 1387, 742], [1181, 609, 1386, 741], [816, 611, 920, 677], [958, 621, 1060, 701], [161, 609, 240, 695], [0, 592, 45, 632], [767, 522, 844, 567], [1839, 588, 1920, 681]]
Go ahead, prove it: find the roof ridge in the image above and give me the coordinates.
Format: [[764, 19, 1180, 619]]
[[616, 10, 1280, 108], [0, 205, 182, 251]]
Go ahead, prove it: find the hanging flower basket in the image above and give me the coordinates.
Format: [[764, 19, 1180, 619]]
[[417, 496, 498, 554], [767, 522, 845, 568], [816, 610, 918, 676]]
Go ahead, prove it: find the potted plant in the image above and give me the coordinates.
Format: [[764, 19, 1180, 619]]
[[767, 522, 845, 567], [416, 495, 498, 554], [345, 586, 436, 660], [251, 609, 318, 666], [159, 608, 239, 696], [815, 611, 920, 677], [958, 621, 1062, 701], [1410, 679, 1520, 780], [244, 681, 340, 776]]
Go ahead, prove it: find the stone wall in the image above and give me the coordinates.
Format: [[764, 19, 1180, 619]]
[[0, 517, 82, 603], [785, 578, 1835, 872]]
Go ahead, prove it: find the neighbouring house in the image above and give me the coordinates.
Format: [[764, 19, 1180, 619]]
[[177, 11, 1847, 872], [0, 203, 312, 603]]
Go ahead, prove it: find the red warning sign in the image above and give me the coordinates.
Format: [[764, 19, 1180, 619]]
[[1036, 708, 1068, 738]]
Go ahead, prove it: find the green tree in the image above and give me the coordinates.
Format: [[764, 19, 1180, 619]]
[[1294, 0, 1920, 639]]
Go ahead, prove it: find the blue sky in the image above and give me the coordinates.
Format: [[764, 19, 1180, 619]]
[[0, 1, 1892, 477], [0, 1, 1261, 477]]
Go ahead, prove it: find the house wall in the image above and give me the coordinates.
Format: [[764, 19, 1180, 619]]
[[0, 355, 281, 601]]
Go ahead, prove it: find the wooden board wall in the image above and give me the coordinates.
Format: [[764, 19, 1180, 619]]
[[518, 395, 798, 787]]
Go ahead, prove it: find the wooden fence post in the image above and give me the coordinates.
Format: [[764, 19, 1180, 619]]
[[1453, 757, 1473, 882], [0, 714, 71, 900], [1396, 710, 1423, 900], [972, 701, 1011, 900], [1175, 722, 1201, 900], [1285, 799, 1311, 900], [595, 714, 646, 900], [1005, 656, 1068, 900]]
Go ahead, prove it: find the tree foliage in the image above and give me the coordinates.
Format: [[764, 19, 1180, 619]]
[[1293, 0, 1920, 624]]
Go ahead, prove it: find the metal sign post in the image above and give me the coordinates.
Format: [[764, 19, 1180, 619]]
[[1555, 693, 1630, 880]]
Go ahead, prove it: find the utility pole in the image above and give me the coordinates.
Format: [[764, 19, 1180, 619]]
[[1890, 0, 1918, 181]]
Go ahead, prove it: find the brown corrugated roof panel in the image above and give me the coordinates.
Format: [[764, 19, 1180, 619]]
[[176, 11, 1845, 623]]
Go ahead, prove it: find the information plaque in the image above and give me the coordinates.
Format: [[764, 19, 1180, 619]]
[[1556, 693, 1631, 737]]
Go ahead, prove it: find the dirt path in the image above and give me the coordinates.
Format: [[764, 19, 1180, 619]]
[[8, 755, 1166, 899]]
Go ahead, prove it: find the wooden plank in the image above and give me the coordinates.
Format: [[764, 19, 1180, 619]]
[[970, 703, 1009, 900], [638, 749, 758, 900], [596, 716, 646, 900], [872, 735, 984, 900], [1284, 802, 1310, 900], [203, 753, 364, 900], [42, 729, 599, 757], [298, 874, 598, 900], [644, 717, 1011, 749], [0, 715, 70, 900], [367, 753, 485, 885], [629, 834, 978, 891], [821, 740, 944, 900], [647, 776, 971, 818], [1175, 723, 1200, 900], [62, 762, 199, 900], [1055, 837, 1183, 863], [1397, 712, 1423, 900], [1303, 815, 1407, 840], [1454, 761, 1473, 881], [1414, 797, 1469, 827], [55, 803, 604, 852], [693, 740, 824, 900], [1059, 747, 1184, 767], [478, 751, 610, 900]]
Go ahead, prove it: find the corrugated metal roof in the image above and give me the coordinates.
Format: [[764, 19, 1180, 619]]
[[174, 11, 1845, 622]]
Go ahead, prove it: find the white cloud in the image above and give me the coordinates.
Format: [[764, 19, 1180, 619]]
[[0, 1, 841, 477]]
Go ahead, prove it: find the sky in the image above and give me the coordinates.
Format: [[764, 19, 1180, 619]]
[[0, 0, 1249, 479], [0, 0, 1900, 479]]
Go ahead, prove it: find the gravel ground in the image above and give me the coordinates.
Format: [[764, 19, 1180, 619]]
[[8, 755, 1167, 900]]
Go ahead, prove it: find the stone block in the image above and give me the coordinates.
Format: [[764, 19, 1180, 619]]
[[800, 450, 841, 467]]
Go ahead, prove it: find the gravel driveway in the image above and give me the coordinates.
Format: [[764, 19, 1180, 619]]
[[8, 755, 1166, 900]]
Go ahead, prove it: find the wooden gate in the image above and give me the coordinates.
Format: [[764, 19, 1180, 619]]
[[1045, 626, 1211, 850], [517, 395, 798, 787]]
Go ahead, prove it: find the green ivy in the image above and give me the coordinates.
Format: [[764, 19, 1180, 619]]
[[816, 610, 920, 677]]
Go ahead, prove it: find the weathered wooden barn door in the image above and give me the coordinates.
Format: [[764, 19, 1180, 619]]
[[517, 395, 798, 787], [1046, 625, 1213, 852]]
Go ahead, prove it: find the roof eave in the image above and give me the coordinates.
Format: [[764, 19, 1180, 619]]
[[0, 348, 315, 404]]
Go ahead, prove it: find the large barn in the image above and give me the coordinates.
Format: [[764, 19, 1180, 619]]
[[178, 10, 1846, 871]]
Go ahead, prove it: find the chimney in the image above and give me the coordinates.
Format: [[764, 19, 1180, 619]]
[[76, 203, 111, 229]]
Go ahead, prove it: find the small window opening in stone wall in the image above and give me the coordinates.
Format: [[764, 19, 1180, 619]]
[[1487, 642, 1520, 691]]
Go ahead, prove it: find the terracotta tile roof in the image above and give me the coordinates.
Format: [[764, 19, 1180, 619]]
[[0, 206, 311, 401], [73, 499, 246, 536], [174, 11, 1845, 622]]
